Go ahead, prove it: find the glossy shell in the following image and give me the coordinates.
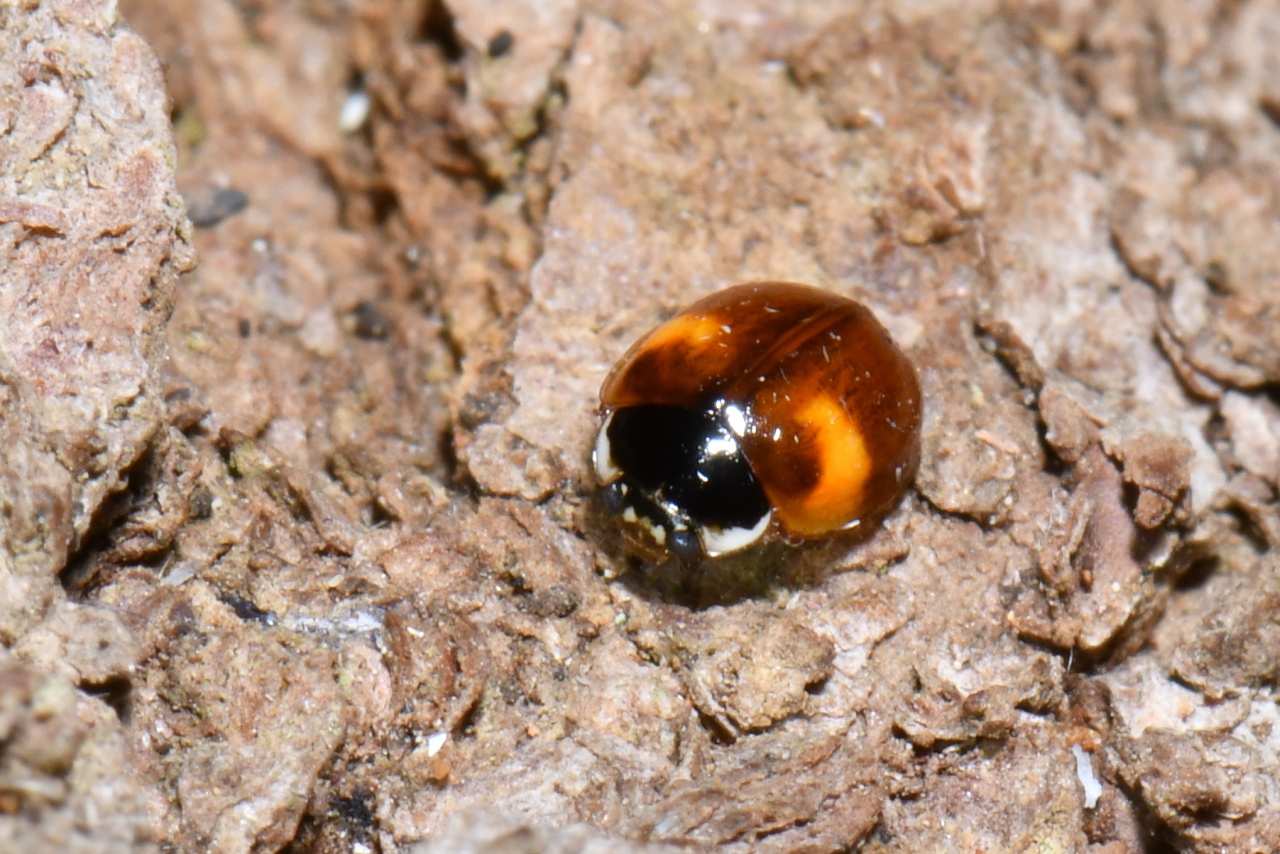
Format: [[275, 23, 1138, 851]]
[[599, 281, 922, 553]]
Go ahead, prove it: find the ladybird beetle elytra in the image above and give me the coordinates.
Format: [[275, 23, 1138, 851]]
[[594, 281, 922, 561], [763, 393, 873, 536]]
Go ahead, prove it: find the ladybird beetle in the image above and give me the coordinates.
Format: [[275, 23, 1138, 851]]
[[593, 281, 922, 562]]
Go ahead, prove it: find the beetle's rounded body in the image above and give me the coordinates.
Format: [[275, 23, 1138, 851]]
[[595, 282, 922, 561]]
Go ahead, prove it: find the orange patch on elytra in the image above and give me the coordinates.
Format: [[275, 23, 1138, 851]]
[[635, 313, 726, 355], [772, 394, 872, 536], [600, 312, 735, 407]]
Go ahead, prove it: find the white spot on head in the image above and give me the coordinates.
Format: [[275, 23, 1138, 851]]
[[593, 413, 620, 483], [699, 511, 771, 557]]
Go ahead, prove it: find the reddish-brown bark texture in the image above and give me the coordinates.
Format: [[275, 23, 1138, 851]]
[[3, 0, 1280, 851]]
